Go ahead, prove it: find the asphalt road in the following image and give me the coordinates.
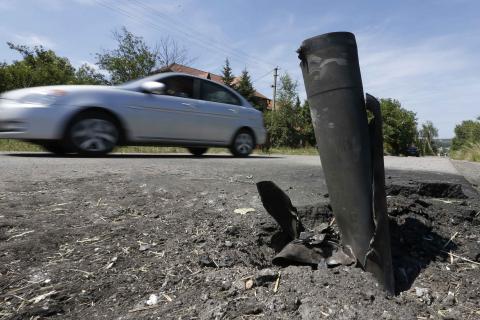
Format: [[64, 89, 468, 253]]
[[1, 152, 477, 205]]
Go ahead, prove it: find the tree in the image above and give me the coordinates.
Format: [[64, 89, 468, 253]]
[[276, 73, 298, 108], [380, 98, 418, 155], [451, 119, 480, 150], [95, 27, 158, 84], [0, 42, 112, 93], [0, 42, 76, 92], [221, 58, 235, 88], [263, 73, 305, 148], [73, 64, 109, 85], [297, 100, 316, 147], [95, 27, 191, 84], [157, 36, 191, 67], [235, 68, 255, 104], [418, 121, 439, 155]]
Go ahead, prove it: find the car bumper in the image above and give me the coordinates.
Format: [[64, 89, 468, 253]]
[[253, 126, 267, 145], [0, 99, 72, 140]]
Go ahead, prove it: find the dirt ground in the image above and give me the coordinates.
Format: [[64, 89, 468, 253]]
[[0, 154, 479, 319]]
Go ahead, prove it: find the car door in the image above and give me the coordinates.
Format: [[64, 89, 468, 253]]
[[132, 75, 201, 141], [192, 79, 243, 143]]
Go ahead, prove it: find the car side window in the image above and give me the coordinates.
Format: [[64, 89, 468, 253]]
[[159, 76, 194, 99], [200, 80, 241, 106]]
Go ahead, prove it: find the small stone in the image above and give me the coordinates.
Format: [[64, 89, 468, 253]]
[[241, 301, 263, 315], [220, 281, 231, 291], [139, 244, 152, 251], [441, 309, 462, 320], [224, 240, 233, 247], [225, 225, 240, 236], [415, 287, 433, 305], [255, 269, 277, 286], [216, 255, 234, 268], [362, 290, 375, 302], [232, 280, 245, 291], [198, 255, 216, 267], [245, 279, 254, 290], [415, 287, 429, 297], [381, 310, 393, 319], [146, 294, 158, 306], [441, 291, 456, 307]]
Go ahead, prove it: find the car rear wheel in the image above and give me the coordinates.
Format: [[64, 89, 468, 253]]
[[230, 130, 255, 157], [67, 112, 119, 155], [188, 147, 208, 156]]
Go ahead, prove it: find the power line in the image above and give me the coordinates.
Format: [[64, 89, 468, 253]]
[[130, 0, 276, 70], [252, 69, 274, 83], [94, 0, 275, 73]]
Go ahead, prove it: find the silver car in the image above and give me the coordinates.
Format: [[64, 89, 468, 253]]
[[0, 72, 267, 156]]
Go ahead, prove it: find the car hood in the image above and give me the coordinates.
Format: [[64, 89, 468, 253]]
[[0, 85, 120, 101]]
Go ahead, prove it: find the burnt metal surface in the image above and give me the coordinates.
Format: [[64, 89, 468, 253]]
[[257, 181, 304, 240], [364, 93, 395, 294], [257, 181, 355, 268], [298, 32, 395, 294]]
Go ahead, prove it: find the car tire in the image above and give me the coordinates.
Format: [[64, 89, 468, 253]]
[[66, 112, 120, 156], [230, 130, 255, 157], [41, 142, 71, 155], [188, 147, 208, 156]]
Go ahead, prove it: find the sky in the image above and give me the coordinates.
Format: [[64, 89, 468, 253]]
[[1, 0, 479, 138]]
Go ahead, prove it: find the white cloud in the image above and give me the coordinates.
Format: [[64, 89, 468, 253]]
[[12, 33, 56, 48], [77, 60, 98, 69], [355, 32, 480, 137]]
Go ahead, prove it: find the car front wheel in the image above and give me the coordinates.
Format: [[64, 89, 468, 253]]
[[67, 113, 119, 156], [230, 130, 255, 157]]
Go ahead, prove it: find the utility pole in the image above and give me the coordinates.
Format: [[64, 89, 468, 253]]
[[272, 66, 279, 111]]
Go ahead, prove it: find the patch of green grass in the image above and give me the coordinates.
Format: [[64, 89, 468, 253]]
[[450, 143, 480, 162], [0, 139, 319, 156], [0, 139, 43, 152], [115, 146, 231, 154], [259, 146, 318, 155]]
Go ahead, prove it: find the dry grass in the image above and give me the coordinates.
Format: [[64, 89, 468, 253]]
[[451, 143, 480, 162], [0, 139, 319, 156]]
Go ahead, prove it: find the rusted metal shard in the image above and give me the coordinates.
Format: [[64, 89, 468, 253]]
[[298, 32, 395, 294], [257, 181, 304, 240]]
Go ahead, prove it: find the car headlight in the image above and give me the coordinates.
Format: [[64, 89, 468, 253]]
[[17, 90, 67, 106]]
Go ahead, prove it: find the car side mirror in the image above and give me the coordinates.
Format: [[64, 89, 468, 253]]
[[141, 81, 166, 94]]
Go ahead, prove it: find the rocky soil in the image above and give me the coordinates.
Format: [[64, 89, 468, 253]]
[[0, 155, 479, 320]]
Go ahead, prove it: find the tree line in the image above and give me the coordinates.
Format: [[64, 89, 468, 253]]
[[3, 27, 469, 157]]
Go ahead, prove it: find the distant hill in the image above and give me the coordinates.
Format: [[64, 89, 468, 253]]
[[435, 139, 452, 148]]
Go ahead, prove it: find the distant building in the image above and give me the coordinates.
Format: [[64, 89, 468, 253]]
[[157, 63, 272, 110]]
